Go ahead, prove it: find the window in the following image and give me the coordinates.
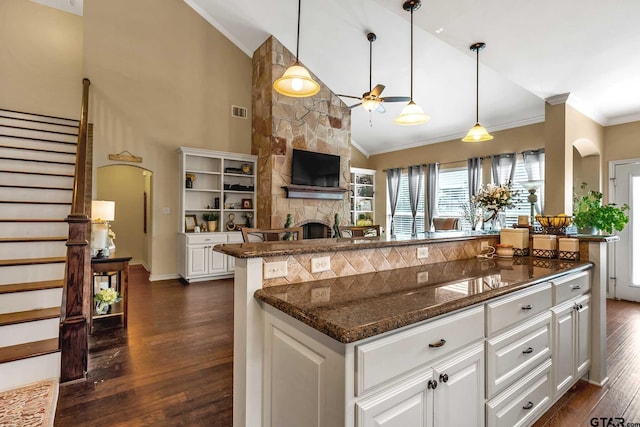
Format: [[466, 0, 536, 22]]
[[388, 173, 425, 234], [501, 155, 545, 227], [437, 167, 471, 229]]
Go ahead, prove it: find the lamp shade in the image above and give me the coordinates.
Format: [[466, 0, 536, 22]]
[[394, 100, 430, 125], [462, 123, 494, 142], [91, 200, 115, 222], [273, 64, 320, 97], [361, 98, 380, 112]]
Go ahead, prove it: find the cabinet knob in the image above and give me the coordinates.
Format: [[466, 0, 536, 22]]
[[571, 285, 581, 290], [439, 373, 449, 383], [522, 401, 534, 410], [427, 379, 438, 389], [428, 339, 446, 348], [522, 347, 534, 354], [521, 304, 533, 310]]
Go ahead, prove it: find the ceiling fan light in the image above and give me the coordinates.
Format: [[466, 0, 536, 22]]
[[394, 100, 430, 125], [462, 123, 493, 142], [362, 98, 380, 112], [273, 64, 320, 98]]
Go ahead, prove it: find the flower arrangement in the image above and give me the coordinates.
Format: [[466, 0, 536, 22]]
[[472, 183, 518, 223], [460, 199, 482, 230], [94, 287, 121, 305]]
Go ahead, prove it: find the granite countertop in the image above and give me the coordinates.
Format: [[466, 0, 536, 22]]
[[214, 231, 493, 258], [255, 257, 593, 344]]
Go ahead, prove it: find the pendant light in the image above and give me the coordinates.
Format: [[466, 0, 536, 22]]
[[394, 0, 430, 126], [273, 0, 320, 98], [462, 42, 493, 142]]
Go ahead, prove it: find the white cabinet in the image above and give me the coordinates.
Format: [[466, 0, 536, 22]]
[[180, 233, 239, 281], [552, 293, 591, 397], [350, 167, 376, 226]]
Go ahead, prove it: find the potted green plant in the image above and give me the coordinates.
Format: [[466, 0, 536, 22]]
[[572, 183, 629, 234], [202, 212, 219, 232]]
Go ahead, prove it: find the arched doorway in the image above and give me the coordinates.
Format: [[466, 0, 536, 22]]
[[97, 165, 152, 270]]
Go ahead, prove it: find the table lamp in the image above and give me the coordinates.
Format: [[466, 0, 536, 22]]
[[91, 200, 115, 257], [521, 180, 544, 225]]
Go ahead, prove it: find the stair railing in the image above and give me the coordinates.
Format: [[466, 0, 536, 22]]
[[60, 78, 93, 382]]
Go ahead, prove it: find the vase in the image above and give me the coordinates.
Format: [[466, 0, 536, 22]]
[[95, 301, 110, 315], [207, 220, 218, 232]]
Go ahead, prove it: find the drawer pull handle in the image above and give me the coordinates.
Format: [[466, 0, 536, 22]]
[[522, 347, 533, 354], [439, 373, 449, 383], [429, 339, 446, 348], [521, 304, 533, 310], [522, 401, 534, 410], [571, 285, 582, 290], [427, 380, 438, 389]]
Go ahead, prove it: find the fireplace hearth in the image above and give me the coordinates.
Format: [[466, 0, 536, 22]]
[[299, 221, 333, 239]]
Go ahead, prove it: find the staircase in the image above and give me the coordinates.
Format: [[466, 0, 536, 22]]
[[0, 109, 79, 391]]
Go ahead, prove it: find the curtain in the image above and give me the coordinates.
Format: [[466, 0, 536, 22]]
[[523, 149, 545, 214], [491, 153, 517, 185], [386, 168, 402, 235], [407, 165, 424, 235], [467, 157, 483, 200], [425, 163, 439, 232]]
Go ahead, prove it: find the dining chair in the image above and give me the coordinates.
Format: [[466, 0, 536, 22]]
[[338, 225, 381, 238], [241, 227, 304, 242]]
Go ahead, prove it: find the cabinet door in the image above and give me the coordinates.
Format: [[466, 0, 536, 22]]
[[575, 294, 591, 376], [552, 300, 575, 397], [356, 369, 433, 427], [187, 245, 209, 276], [432, 343, 485, 427], [226, 233, 244, 272], [208, 246, 226, 274]]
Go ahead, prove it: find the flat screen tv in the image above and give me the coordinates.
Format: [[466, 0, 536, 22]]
[[291, 149, 340, 187]]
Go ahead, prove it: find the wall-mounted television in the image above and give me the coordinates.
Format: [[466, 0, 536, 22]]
[[291, 149, 340, 188]]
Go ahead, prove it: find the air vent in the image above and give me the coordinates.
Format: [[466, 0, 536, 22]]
[[231, 105, 248, 119]]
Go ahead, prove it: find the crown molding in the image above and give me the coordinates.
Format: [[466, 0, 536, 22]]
[[350, 139, 370, 158], [605, 112, 640, 127], [545, 93, 571, 105]]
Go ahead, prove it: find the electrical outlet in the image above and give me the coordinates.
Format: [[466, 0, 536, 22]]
[[311, 256, 331, 273], [481, 241, 489, 250], [162, 207, 170, 214], [417, 247, 429, 259], [311, 287, 331, 303], [417, 271, 429, 284], [263, 261, 288, 279]]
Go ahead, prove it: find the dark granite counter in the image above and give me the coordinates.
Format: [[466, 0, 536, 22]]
[[255, 257, 593, 343]]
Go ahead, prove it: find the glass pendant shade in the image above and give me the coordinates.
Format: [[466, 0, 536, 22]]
[[361, 98, 380, 112], [394, 100, 430, 125], [273, 63, 320, 97], [462, 123, 493, 142]]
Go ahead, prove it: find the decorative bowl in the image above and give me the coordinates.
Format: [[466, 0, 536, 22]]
[[535, 215, 573, 233]]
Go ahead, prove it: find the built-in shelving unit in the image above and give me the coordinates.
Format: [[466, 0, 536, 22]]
[[178, 147, 256, 282], [350, 167, 376, 226]]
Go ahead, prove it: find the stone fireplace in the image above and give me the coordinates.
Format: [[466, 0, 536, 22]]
[[299, 220, 333, 239], [252, 36, 351, 232]]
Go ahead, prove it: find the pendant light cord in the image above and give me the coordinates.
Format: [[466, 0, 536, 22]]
[[410, 6, 414, 100], [369, 37, 373, 92], [295, 0, 301, 62], [475, 46, 479, 123]]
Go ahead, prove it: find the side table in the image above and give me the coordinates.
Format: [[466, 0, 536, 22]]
[[90, 256, 132, 334]]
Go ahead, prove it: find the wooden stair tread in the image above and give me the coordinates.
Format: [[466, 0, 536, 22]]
[[0, 133, 77, 146], [0, 144, 76, 155], [0, 236, 67, 243], [0, 219, 66, 223], [0, 169, 74, 178], [0, 280, 63, 295], [0, 338, 59, 364], [0, 156, 75, 165], [1, 200, 71, 205], [0, 184, 71, 191], [0, 307, 60, 326], [0, 108, 79, 124], [0, 114, 79, 129], [0, 256, 65, 267], [0, 123, 78, 137]]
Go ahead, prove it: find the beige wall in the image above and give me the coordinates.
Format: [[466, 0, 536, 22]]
[[603, 120, 640, 203], [350, 143, 370, 169], [0, 0, 83, 118], [368, 123, 545, 225], [84, 0, 253, 278]]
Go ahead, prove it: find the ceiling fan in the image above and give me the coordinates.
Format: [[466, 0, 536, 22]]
[[337, 32, 410, 113]]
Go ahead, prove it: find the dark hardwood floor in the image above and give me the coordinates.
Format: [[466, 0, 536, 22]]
[[55, 265, 640, 426], [55, 265, 234, 426]]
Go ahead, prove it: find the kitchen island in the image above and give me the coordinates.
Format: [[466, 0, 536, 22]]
[[215, 232, 615, 427]]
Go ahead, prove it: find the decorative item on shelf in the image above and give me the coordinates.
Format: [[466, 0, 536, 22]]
[[495, 243, 514, 258], [532, 235, 558, 258], [521, 180, 544, 225], [185, 214, 198, 232], [202, 212, 219, 232], [107, 228, 116, 255], [214, 197, 220, 209], [356, 214, 373, 227], [535, 214, 572, 235], [273, 0, 320, 98], [244, 212, 254, 228], [558, 237, 580, 261], [241, 163, 252, 174], [394, 0, 430, 125], [283, 213, 295, 241], [185, 173, 196, 189], [500, 228, 530, 256], [94, 287, 121, 316], [472, 183, 518, 232], [333, 213, 341, 238], [573, 182, 629, 234], [226, 213, 237, 231], [462, 42, 493, 142], [242, 198, 253, 209], [91, 200, 115, 258], [460, 199, 482, 231]]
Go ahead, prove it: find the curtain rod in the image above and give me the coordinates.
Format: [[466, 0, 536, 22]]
[[382, 147, 544, 172]]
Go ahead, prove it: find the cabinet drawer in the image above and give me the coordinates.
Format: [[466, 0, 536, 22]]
[[486, 283, 552, 336], [186, 233, 227, 245], [487, 311, 552, 398], [553, 271, 590, 305], [487, 359, 552, 427], [355, 306, 484, 395]]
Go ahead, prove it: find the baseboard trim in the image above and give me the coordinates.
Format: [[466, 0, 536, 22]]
[[148, 273, 181, 282], [588, 376, 609, 388]]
